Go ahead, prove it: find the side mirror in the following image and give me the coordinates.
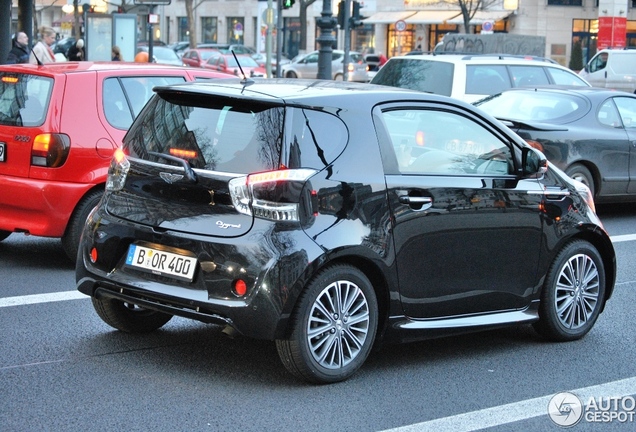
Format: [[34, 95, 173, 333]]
[[522, 147, 548, 177]]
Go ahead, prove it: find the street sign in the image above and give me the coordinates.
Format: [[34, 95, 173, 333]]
[[481, 20, 494, 34], [395, 20, 406, 32]]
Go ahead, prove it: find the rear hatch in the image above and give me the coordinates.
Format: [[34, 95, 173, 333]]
[[106, 86, 289, 238], [0, 72, 55, 178]]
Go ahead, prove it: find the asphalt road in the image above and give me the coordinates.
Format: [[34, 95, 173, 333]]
[[1, 203, 635, 431]]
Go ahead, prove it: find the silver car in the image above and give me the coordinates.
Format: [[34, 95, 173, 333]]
[[281, 50, 368, 82]]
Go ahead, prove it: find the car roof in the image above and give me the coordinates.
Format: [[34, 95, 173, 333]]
[[154, 78, 462, 108], [499, 85, 636, 96], [390, 53, 561, 66], [0, 62, 200, 76]]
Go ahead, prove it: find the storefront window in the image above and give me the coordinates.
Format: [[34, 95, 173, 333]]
[[201, 17, 218, 43], [227, 17, 244, 45], [177, 17, 189, 42]]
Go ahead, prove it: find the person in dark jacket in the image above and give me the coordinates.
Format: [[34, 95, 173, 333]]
[[67, 39, 85, 61], [5, 32, 30, 64]]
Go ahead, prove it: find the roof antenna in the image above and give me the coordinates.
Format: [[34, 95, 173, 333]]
[[30, 48, 43, 66], [231, 50, 254, 86]]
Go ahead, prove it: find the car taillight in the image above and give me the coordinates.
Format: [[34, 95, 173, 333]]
[[347, 63, 355, 73], [105, 149, 130, 192], [525, 139, 544, 153], [31, 134, 70, 167], [229, 169, 317, 222]]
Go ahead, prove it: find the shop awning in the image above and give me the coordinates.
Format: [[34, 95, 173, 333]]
[[447, 10, 512, 25], [363, 11, 417, 24], [52, 14, 83, 27], [404, 10, 461, 24]]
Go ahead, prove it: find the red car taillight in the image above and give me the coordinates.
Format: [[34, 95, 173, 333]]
[[31, 133, 71, 167], [229, 169, 317, 222]]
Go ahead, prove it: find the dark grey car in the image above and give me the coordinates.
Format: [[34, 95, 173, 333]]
[[476, 86, 636, 203]]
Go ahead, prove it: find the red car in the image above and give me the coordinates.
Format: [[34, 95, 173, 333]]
[[203, 54, 268, 78], [0, 62, 234, 261], [180, 48, 221, 68]]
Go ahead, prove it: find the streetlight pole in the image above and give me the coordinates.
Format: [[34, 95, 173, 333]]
[[316, 0, 336, 79]]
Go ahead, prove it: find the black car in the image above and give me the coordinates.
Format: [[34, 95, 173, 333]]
[[76, 79, 616, 384], [475, 86, 636, 203]]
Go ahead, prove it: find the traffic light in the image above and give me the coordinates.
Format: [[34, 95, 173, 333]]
[[350, 1, 363, 28], [283, 0, 295, 9], [337, 1, 345, 28]]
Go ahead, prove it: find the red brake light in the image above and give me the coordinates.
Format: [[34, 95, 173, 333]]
[[32, 134, 71, 167]]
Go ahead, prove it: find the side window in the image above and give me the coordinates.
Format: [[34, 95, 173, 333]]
[[510, 66, 550, 87], [381, 109, 512, 176], [547, 67, 589, 86], [103, 78, 132, 130], [121, 76, 184, 117], [597, 99, 622, 127], [465, 65, 509, 95], [613, 96, 636, 128], [589, 53, 608, 73]]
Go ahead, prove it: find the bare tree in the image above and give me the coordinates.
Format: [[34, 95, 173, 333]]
[[440, 0, 501, 33]]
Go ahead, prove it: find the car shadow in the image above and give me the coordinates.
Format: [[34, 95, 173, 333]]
[[0, 234, 74, 270]]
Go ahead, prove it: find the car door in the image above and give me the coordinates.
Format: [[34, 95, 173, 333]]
[[375, 103, 545, 319], [613, 96, 636, 194], [580, 52, 609, 88], [296, 52, 319, 78]]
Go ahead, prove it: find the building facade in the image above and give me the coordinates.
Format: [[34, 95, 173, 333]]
[[10, 0, 636, 65]]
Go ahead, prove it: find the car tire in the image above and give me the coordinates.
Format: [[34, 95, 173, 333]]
[[565, 164, 595, 197], [275, 264, 378, 384], [92, 297, 173, 333], [286, 71, 298, 79], [62, 189, 103, 262], [533, 240, 605, 342], [0, 230, 11, 242]]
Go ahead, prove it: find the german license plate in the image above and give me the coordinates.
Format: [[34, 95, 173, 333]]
[[0, 142, 5, 162], [125, 244, 197, 281]]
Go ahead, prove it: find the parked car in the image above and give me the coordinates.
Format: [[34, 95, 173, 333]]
[[52, 37, 75, 57], [0, 62, 234, 260], [281, 50, 369, 82], [76, 78, 615, 384], [579, 49, 636, 94], [168, 41, 190, 57], [136, 46, 183, 66], [475, 85, 636, 203], [371, 53, 591, 102], [203, 53, 267, 77], [181, 48, 221, 68], [197, 43, 256, 55]]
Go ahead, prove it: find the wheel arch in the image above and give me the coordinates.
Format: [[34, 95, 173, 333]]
[[274, 253, 391, 341], [563, 228, 616, 309], [63, 183, 105, 235], [566, 161, 600, 196]]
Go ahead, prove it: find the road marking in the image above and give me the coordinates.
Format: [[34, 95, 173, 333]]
[[0, 291, 87, 308], [380, 376, 636, 432], [611, 234, 636, 243]]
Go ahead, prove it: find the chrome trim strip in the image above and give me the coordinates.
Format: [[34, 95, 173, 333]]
[[396, 308, 538, 330]]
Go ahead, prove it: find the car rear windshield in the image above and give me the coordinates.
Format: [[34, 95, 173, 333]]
[[475, 91, 587, 123], [370, 59, 453, 96], [0, 73, 53, 127], [124, 93, 348, 174]]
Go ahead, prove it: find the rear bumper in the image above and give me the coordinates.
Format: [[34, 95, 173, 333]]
[[0, 175, 94, 237], [76, 206, 324, 340]]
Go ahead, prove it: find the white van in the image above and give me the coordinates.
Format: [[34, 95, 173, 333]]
[[579, 49, 636, 94]]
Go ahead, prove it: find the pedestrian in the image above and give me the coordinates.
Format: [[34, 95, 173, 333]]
[[5, 32, 30, 64], [29, 26, 57, 64], [67, 39, 85, 61], [111, 45, 123, 61], [378, 52, 388, 66]]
